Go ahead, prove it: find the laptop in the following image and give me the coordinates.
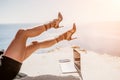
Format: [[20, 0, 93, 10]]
[[73, 49, 80, 73], [58, 49, 81, 74], [59, 59, 77, 73], [73, 48, 84, 80]]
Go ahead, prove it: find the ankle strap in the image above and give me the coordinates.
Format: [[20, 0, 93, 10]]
[[44, 24, 47, 31], [56, 38, 59, 43]]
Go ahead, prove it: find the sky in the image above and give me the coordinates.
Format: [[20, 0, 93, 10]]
[[0, 0, 120, 24]]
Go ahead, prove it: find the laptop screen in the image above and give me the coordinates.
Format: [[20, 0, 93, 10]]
[[73, 49, 80, 72], [73, 48, 86, 80]]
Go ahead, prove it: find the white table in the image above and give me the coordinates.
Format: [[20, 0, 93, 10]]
[[20, 47, 80, 79]]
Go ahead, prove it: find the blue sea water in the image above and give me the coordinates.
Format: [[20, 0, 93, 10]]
[[0, 23, 37, 50]]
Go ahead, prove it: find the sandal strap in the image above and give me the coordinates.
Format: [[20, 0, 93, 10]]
[[65, 31, 74, 40], [68, 31, 73, 34], [44, 21, 56, 31], [56, 38, 58, 43], [44, 24, 48, 31], [53, 19, 59, 28]]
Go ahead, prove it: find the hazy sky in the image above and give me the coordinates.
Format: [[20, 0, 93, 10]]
[[0, 0, 120, 24]]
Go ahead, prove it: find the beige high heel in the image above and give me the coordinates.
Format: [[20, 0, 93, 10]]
[[44, 12, 63, 31], [56, 23, 77, 42]]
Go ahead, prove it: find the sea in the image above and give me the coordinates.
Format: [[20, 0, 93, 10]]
[[0, 23, 37, 49]]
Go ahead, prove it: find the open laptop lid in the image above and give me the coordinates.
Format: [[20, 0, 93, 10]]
[[73, 49, 80, 73], [73, 47, 84, 80]]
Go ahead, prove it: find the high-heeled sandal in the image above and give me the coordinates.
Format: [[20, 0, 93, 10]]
[[56, 23, 77, 42], [54, 12, 63, 28], [44, 12, 63, 31]]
